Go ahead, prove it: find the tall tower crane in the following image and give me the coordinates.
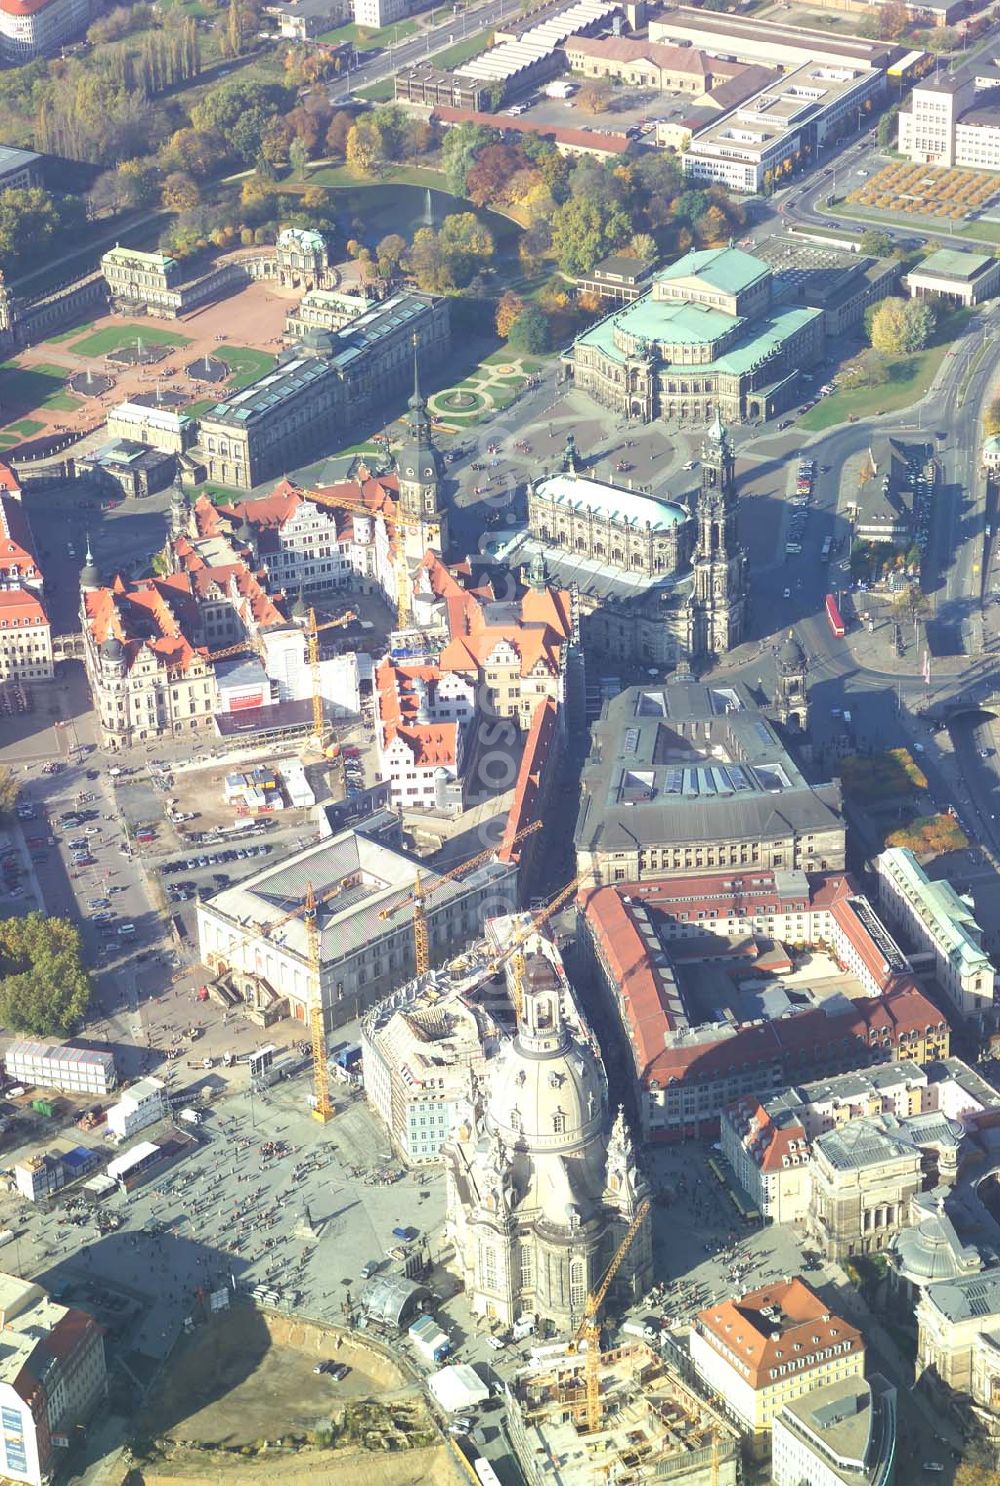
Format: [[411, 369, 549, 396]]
[[489, 872, 592, 1018], [304, 607, 357, 745], [200, 609, 356, 748], [377, 820, 543, 978], [218, 874, 359, 1123], [571, 1197, 652, 1434]]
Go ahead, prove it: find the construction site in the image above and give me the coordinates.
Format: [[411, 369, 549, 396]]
[[506, 1342, 740, 1486]]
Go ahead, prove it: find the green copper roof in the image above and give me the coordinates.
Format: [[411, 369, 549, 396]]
[[654, 245, 770, 296], [576, 302, 820, 376], [916, 248, 994, 281]]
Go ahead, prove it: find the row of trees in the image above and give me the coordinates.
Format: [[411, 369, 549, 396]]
[[0, 913, 91, 1036], [0, 186, 85, 276]]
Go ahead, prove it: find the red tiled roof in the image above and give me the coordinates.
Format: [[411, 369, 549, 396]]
[[734, 1101, 809, 1173], [0, 0, 56, 15], [831, 895, 907, 989], [697, 1278, 861, 1390], [433, 105, 631, 155], [385, 722, 459, 768], [0, 588, 46, 624], [0, 493, 39, 583], [0, 462, 21, 496], [581, 880, 948, 1089], [565, 35, 717, 75], [498, 698, 557, 864]]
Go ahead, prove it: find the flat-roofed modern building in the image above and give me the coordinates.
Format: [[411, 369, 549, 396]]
[[3, 1041, 116, 1096], [682, 60, 886, 194], [575, 679, 845, 885], [772, 1374, 897, 1486], [875, 846, 996, 1021], [905, 248, 1000, 307], [568, 244, 823, 426], [648, 7, 896, 70]]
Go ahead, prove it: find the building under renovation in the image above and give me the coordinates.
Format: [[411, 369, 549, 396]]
[[506, 1340, 740, 1486]]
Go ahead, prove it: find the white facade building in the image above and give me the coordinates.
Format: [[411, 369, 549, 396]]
[[875, 846, 996, 1020], [106, 1077, 167, 1142], [0, 1275, 106, 1485], [362, 964, 501, 1165], [772, 1374, 897, 1486], [683, 60, 885, 193], [0, 0, 91, 59], [4, 1041, 116, 1097], [898, 71, 1000, 169]]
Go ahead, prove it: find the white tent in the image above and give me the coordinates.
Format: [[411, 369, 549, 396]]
[[427, 1363, 489, 1413]]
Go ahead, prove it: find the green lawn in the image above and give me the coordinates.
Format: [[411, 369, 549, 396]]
[[216, 345, 276, 389], [431, 31, 491, 68], [0, 362, 77, 417], [2, 418, 44, 436], [318, 17, 417, 46], [353, 79, 395, 102], [307, 163, 450, 191], [799, 341, 956, 431], [69, 326, 192, 357], [185, 397, 218, 420]]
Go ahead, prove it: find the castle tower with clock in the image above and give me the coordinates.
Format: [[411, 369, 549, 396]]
[[397, 357, 448, 565]]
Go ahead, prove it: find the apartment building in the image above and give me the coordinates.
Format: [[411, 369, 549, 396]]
[[875, 846, 996, 1020], [362, 962, 501, 1164], [374, 660, 473, 813], [0, 1275, 106, 1485], [580, 867, 951, 1142], [690, 1278, 865, 1436], [189, 470, 402, 609], [0, 0, 91, 59], [0, 589, 52, 682], [682, 61, 885, 194]]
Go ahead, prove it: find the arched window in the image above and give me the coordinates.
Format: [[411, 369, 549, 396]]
[[553, 1111, 566, 1134]]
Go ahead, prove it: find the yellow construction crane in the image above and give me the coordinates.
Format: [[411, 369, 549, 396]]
[[490, 871, 593, 1018], [305, 607, 357, 744], [214, 875, 358, 1124], [570, 1197, 652, 1434], [378, 820, 543, 977], [301, 485, 426, 629], [302, 881, 333, 1122]]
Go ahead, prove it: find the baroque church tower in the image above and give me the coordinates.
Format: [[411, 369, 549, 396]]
[[687, 410, 748, 662]]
